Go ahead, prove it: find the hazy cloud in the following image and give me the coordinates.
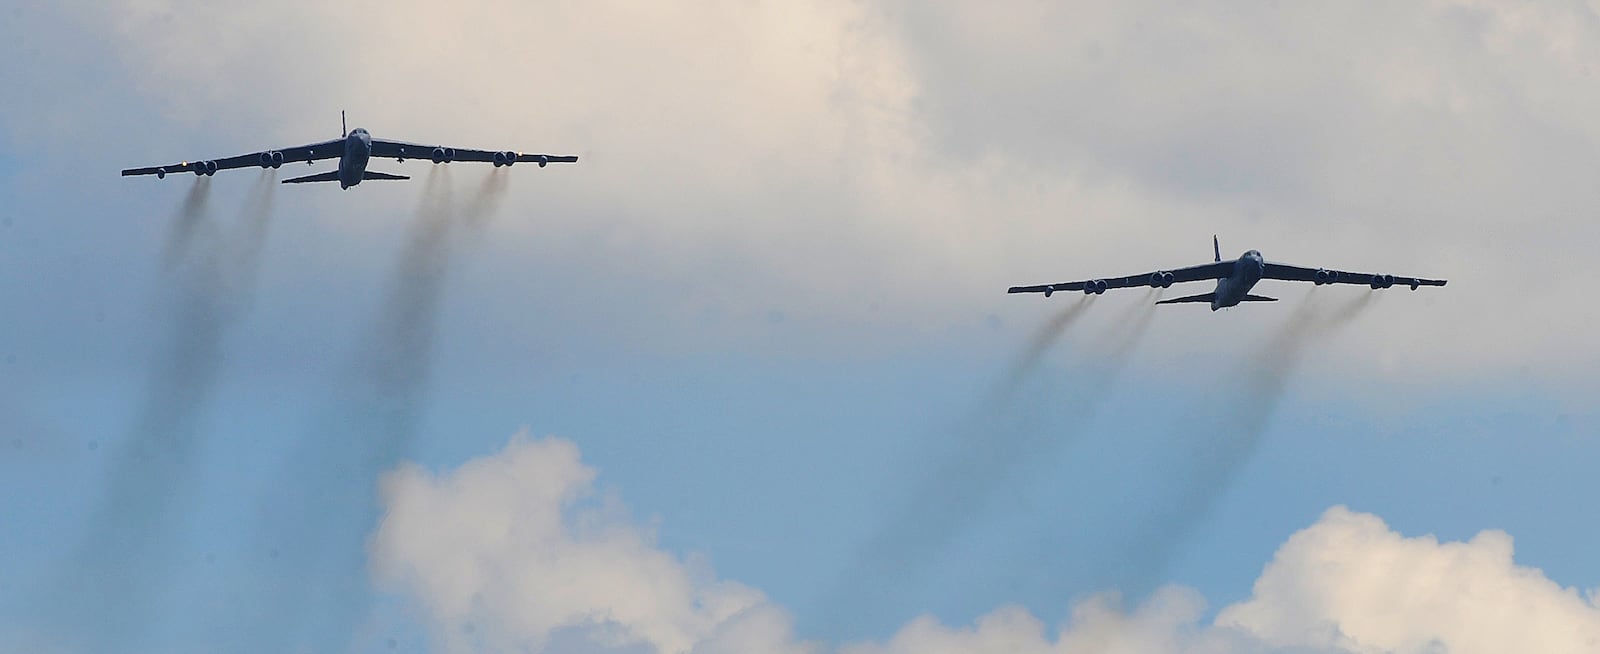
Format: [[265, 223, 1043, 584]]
[[29, 1, 1594, 380]]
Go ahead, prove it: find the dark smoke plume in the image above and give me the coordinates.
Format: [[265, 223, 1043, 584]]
[[1107, 290, 1378, 593], [249, 167, 511, 651], [223, 170, 278, 313], [992, 296, 1096, 401], [459, 168, 510, 231], [42, 172, 277, 651], [162, 177, 212, 269], [362, 164, 456, 454], [823, 292, 1163, 630]]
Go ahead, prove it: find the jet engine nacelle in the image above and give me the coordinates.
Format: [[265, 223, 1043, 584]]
[[1148, 271, 1175, 288], [1370, 273, 1395, 289], [537, 154, 549, 168], [493, 151, 517, 167], [258, 151, 285, 169], [1084, 279, 1108, 294], [156, 167, 166, 179], [193, 160, 218, 176], [1314, 268, 1335, 285], [1043, 285, 1055, 298], [205, 160, 218, 175], [431, 147, 455, 164]]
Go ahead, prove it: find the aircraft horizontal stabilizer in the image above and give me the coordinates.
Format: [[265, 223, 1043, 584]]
[[1241, 294, 1277, 302], [281, 170, 341, 184], [1156, 292, 1216, 305], [362, 170, 409, 181]]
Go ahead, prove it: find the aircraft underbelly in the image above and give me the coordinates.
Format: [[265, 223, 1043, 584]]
[[340, 150, 370, 188], [337, 133, 373, 189], [1214, 268, 1262, 309]]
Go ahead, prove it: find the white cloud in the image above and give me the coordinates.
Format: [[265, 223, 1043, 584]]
[[369, 434, 812, 654], [1220, 506, 1600, 653], [373, 432, 1600, 654]]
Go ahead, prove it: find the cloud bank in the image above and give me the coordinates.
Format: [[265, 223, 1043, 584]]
[[20, 0, 1600, 381], [373, 433, 1600, 654]]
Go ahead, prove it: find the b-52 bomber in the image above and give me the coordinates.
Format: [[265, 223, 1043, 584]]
[[1008, 236, 1446, 311], [121, 112, 577, 190]]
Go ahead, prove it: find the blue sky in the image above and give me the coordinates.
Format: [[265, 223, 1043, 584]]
[[3, 2, 1599, 653]]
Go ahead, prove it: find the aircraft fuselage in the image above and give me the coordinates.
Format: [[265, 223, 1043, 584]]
[[1212, 250, 1265, 310], [338, 128, 373, 190]]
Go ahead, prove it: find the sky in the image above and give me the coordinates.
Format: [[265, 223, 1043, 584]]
[[1, 1, 1599, 652]]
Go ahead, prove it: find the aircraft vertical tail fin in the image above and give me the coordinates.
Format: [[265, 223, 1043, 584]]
[[1214, 235, 1221, 262], [341, 110, 347, 138]]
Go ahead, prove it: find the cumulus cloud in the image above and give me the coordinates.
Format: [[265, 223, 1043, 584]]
[[370, 434, 814, 654], [374, 433, 1600, 654], [1221, 506, 1600, 653]]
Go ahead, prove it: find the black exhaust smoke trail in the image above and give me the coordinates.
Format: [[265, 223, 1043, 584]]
[[992, 296, 1097, 401], [41, 173, 277, 651], [250, 166, 507, 651], [823, 292, 1162, 629], [1108, 290, 1378, 593], [162, 177, 213, 269], [364, 165, 456, 457], [224, 169, 278, 313], [460, 168, 510, 231]]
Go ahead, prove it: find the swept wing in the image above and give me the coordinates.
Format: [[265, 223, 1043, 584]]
[[1008, 260, 1233, 296], [369, 138, 578, 166], [1262, 262, 1447, 289], [121, 139, 341, 178]]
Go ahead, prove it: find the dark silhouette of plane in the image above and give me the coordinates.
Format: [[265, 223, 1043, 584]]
[[122, 112, 577, 189], [1008, 236, 1446, 310]]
